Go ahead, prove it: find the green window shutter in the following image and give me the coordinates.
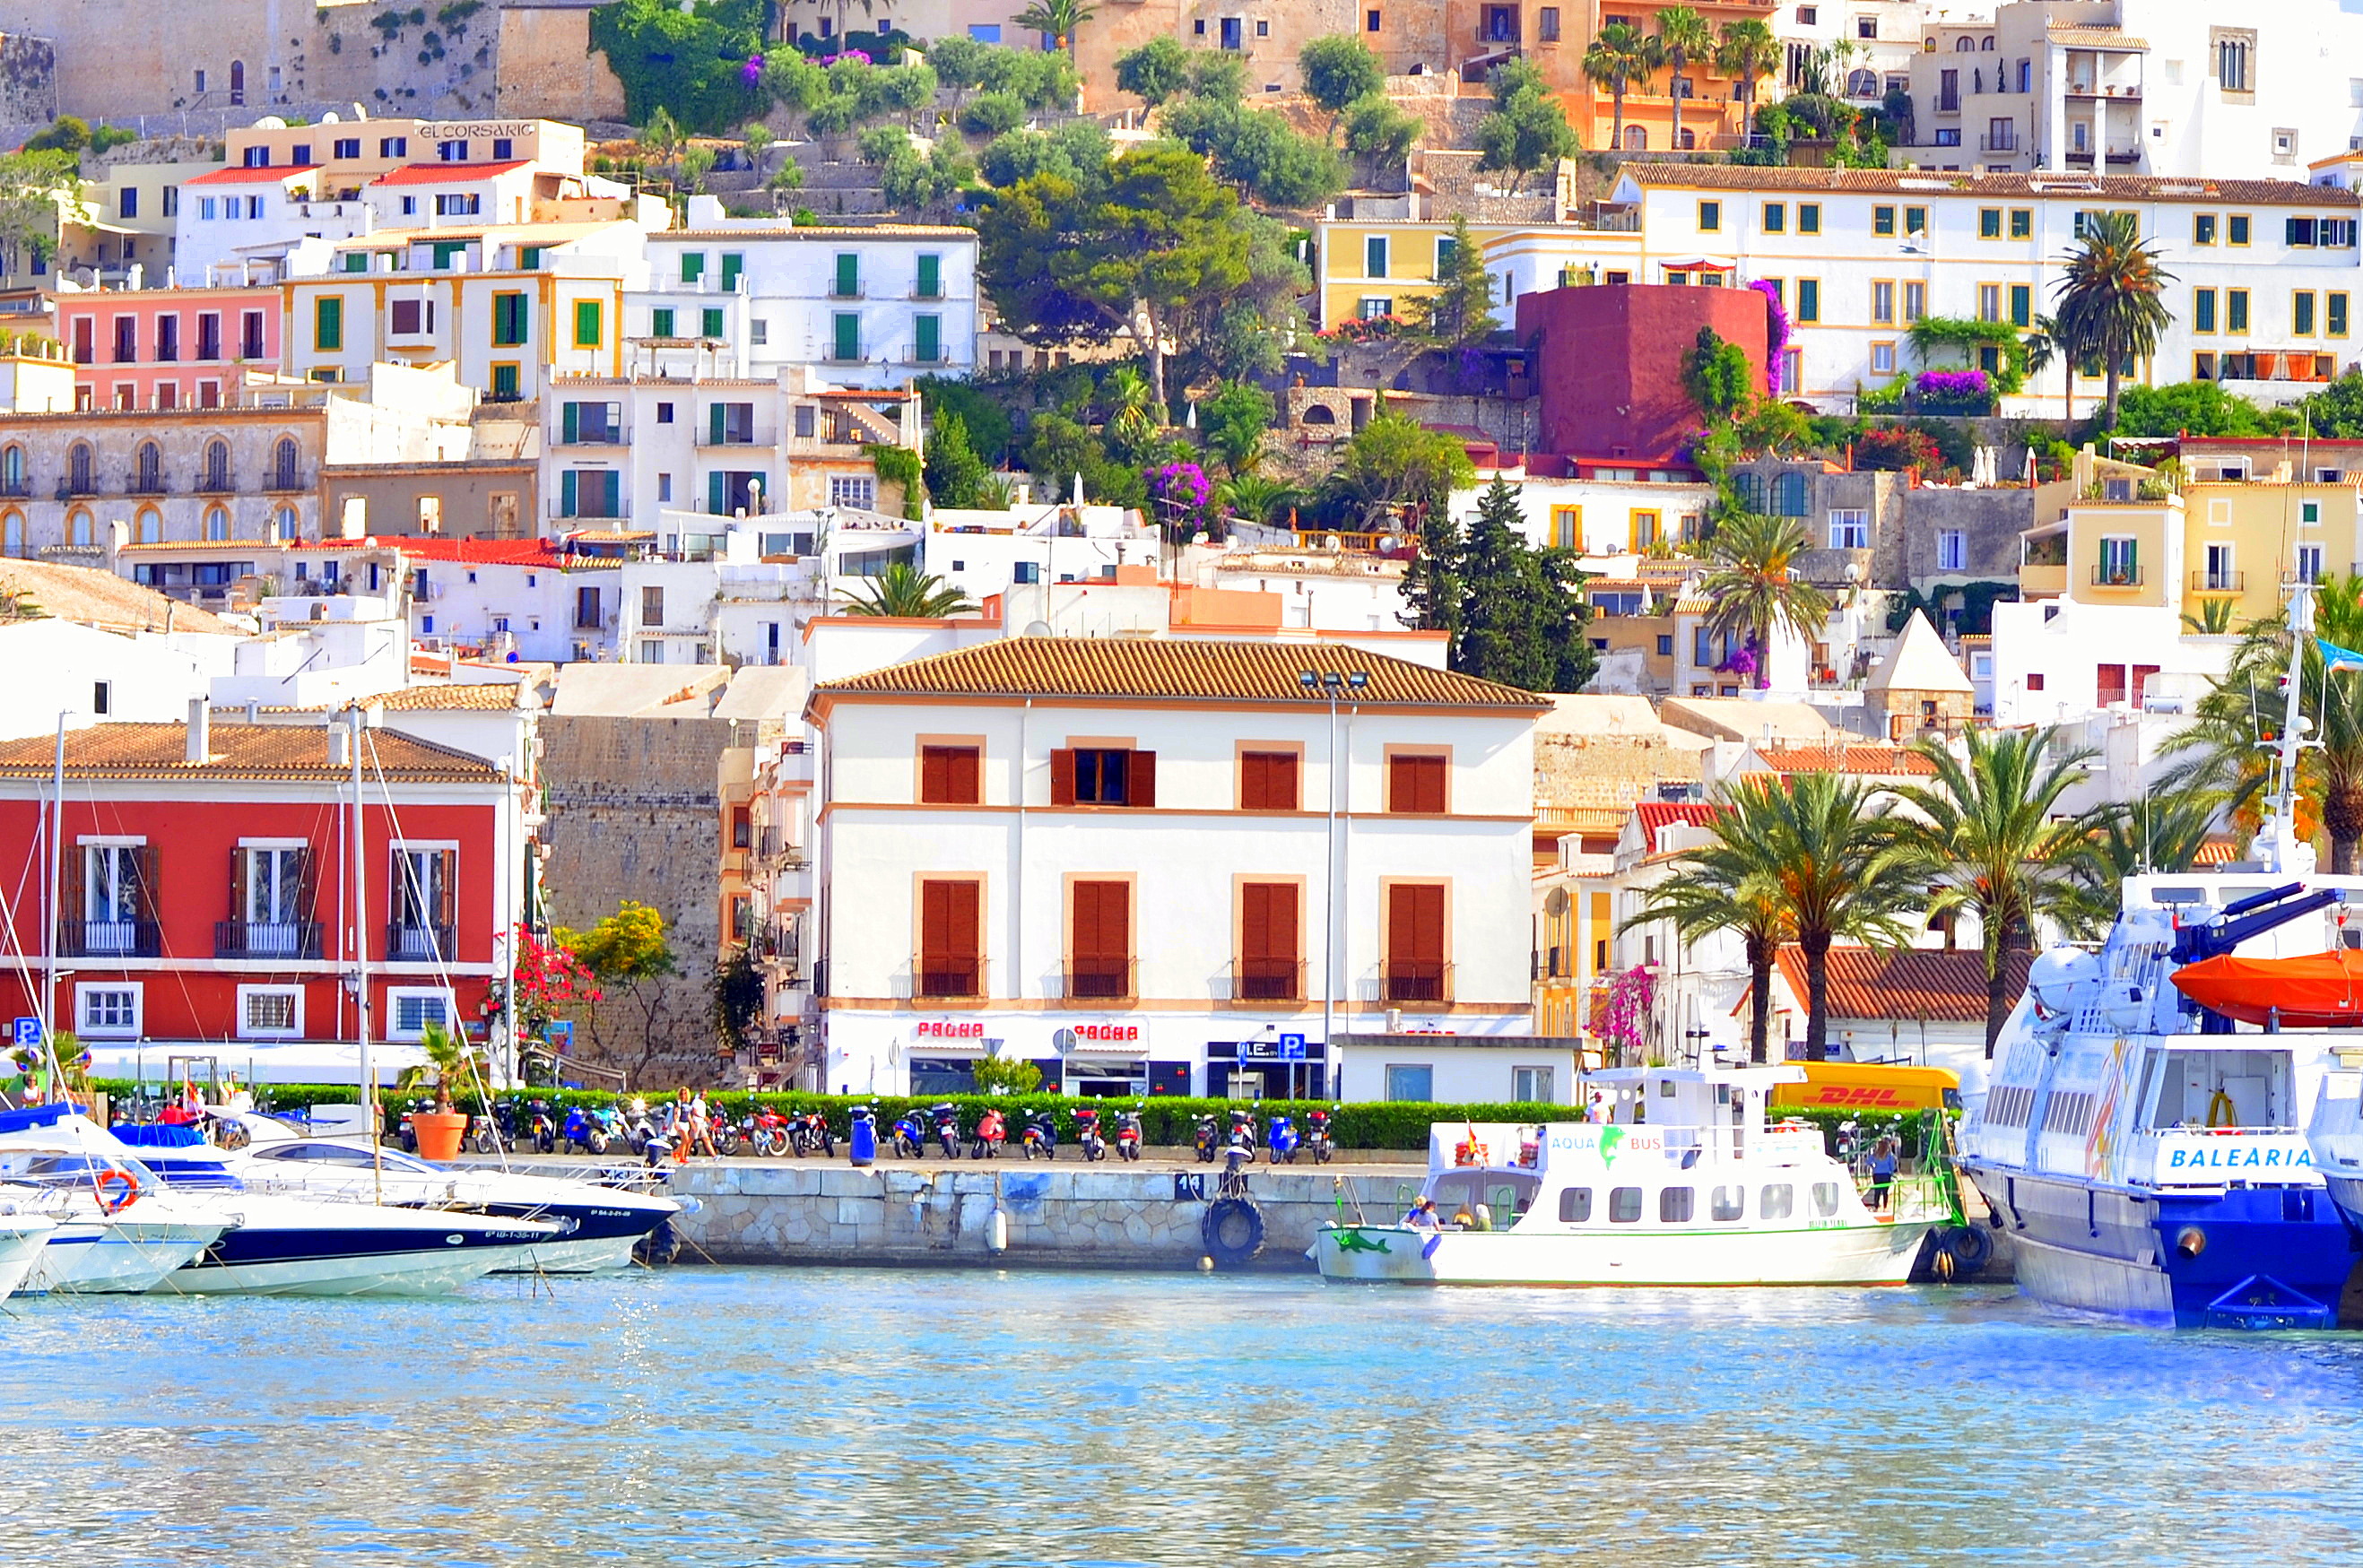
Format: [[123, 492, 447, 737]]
[[1365, 236, 1386, 278], [560, 469, 578, 516], [834, 312, 859, 361], [491, 363, 519, 399], [316, 296, 342, 351], [492, 291, 527, 346], [682, 252, 704, 283], [2010, 284, 2031, 328], [520, 246, 543, 270], [573, 299, 601, 348], [562, 402, 580, 443], [702, 308, 724, 338], [721, 253, 743, 290], [1795, 279, 1819, 323], [916, 314, 939, 363], [917, 253, 940, 298], [342, 251, 369, 273], [652, 307, 674, 338], [2194, 290, 2215, 334], [708, 403, 725, 445], [835, 253, 858, 297], [708, 470, 726, 515], [599, 472, 619, 515]]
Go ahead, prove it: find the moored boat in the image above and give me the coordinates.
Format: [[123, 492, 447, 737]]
[[0, 1207, 58, 1298], [1316, 1066, 1941, 1286], [0, 1148, 230, 1293]]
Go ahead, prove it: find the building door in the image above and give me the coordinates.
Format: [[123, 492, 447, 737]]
[[2096, 663, 2128, 706], [1219, 15, 1242, 48], [1386, 883, 1446, 1002], [1069, 880, 1131, 998]]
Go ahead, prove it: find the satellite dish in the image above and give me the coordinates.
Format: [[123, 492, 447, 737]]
[[321, 111, 340, 124], [1022, 619, 1052, 637], [254, 116, 288, 130], [1052, 1028, 1078, 1056]]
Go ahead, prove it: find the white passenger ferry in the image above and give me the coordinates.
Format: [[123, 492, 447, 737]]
[[1315, 1065, 1940, 1286]]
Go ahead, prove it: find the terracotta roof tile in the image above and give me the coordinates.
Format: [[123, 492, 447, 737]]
[[0, 723, 502, 782], [1634, 801, 1727, 836], [1756, 744, 1939, 776], [181, 164, 320, 186], [0, 560, 235, 635], [813, 638, 1552, 710], [369, 160, 531, 186], [1619, 164, 2356, 209], [1769, 948, 2030, 1024]]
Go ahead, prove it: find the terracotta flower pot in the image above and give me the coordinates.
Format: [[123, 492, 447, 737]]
[[411, 1110, 470, 1162]]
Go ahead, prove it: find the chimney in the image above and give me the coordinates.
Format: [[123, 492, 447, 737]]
[[185, 697, 212, 764], [328, 719, 352, 767]]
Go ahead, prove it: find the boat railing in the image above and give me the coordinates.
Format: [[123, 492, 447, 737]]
[[1875, 1174, 1955, 1226]]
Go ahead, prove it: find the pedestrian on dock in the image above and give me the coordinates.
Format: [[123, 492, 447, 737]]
[[1866, 1137, 1898, 1210]]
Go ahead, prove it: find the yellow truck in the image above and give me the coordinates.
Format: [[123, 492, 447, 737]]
[[1769, 1062, 1962, 1114]]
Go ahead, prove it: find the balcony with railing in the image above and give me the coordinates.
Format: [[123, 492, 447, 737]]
[[215, 920, 325, 959], [2190, 569, 2246, 594], [2089, 563, 2145, 588], [384, 922, 455, 962], [1980, 131, 2019, 152], [916, 957, 982, 999], [1382, 959, 1453, 1004], [1064, 958, 1136, 1001], [1232, 958, 1304, 1002], [58, 920, 161, 958]]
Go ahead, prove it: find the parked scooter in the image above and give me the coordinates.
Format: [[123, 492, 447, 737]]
[[1021, 1109, 1059, 1161], [526, 1097, 557, 1155], [561, 1104, 609, 1156], [1192, 1113, 1220, 1164], [709, 1107, 744, 1157], [970, 1106, 1007, 1159], [1307, 1107, 1335, 1165], [891, 1105, 929, 1158], [1074, 1105, 1106, 1163], [620, 1097, 659, 1155], [789, 1110, 836, 1158], [745, 1105, 794, 1157], [932, 1103, 963, 1159], [467, 1110, 502, 1155], [1115, 1104, 1143, 1162], [1266, 1111, 1299, 1165], [1225, 1107, 1258, 1165]]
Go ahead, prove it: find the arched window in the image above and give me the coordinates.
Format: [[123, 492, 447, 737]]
[[1954, 35, 1975, 51], [67, 508, 93, 548], [204, 507, 230, 542], [0, 445, 22, 497], [1846, 69, 1881, 98], [135, 507, 162, 545], [1623, 126, 1647, 152], [135, 440, 161, 492], [273, 506, 298, 541], [1732, 472, 1766, 513], [271, 437, 299, 489], [229, 60, 245, 106], [203, 439, 229, 490], [66, 442, 92, 494], [1, 511, 22, 557], [1980, 35, 1994, 50], [1301, 404, 1336, 425], [1770, 472, 1808, 517], [1678, 127, 1696, 150]]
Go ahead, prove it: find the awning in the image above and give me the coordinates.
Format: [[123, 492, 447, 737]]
[[1662, 256, 1738, 272], [87, 1039, 429, 1087]]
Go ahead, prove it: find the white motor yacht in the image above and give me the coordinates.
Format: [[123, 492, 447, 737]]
[[0, 1205, 57, 1299], [1316, 1066, 1942, 1287], [0, 1148, 230, 1293]]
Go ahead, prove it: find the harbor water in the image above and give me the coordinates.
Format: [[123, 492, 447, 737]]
[[10, 1268, 2363, 1565]]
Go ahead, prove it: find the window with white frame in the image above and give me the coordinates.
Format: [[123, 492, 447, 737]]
[[2298, 544, 2325, 584], [238, 984, 303, 1038], [1937, 529, 1967, 570], [1828, 508, 1870, 549], [387, 988, 453, 1041], [239, 842, 309, 956], [77, 983, 141, 1037], [81, 841, 148, 952], [830, 476, 876, 510]]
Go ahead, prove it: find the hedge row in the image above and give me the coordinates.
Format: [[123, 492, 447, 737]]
[[94, 1081, 1950, 1157]]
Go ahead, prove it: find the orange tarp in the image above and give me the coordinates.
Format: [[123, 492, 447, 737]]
[[2172, 950, 2363, 1027]]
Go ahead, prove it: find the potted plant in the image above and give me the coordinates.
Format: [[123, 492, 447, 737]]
[[408, 1020, 474, 1161]]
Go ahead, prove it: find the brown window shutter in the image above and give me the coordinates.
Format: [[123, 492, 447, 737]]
[[230, 845, 249, 923], [1050, 748, 1076, 806], [389, 845, 408, 924], [1273, 752, 1299, 810], [1391, 756, 1445, 814], [293, 845, 318, 924], [1268, 882, 1299, 961], [1390, 883, 1445, 963], [1130, 749, 1156, 808], [921, 880, 951, 967], [1240, 751, 1266, 810], [1387, 757, 1408, 814], [950, 747, 979, 805], [948, 880, 979, 962], [134, 843, 161, 923], [1242, 883, 1272, 962], [438, 848, 457, 931], [920, 746, 949, 803], [1073, 879, 1128, 965], [62, 844, 85, 931]]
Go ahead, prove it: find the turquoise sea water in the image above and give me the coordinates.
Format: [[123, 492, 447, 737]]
[[7, 1268, 2363, 1565]]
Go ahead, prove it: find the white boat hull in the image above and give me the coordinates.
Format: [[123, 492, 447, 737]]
[[1315, 1218, 1936, 1286], [0, 1217, 56, 1298], [27, 1218, 222, 1294], [156, 1238, 549, 1297], [494, 1233, 644, 1274]]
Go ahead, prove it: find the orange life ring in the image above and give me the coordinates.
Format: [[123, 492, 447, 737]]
[[98, 1169, 138, 1215]]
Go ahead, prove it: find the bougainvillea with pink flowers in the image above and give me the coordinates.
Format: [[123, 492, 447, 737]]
[[1913, 368, 1991, 409], [1148, 460, 1218, 540], [1598, 965, 1657, 1063], [1747, 278, 1791, 360]]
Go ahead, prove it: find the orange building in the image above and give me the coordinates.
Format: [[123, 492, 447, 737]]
[[1452, 0, 1781, 153]]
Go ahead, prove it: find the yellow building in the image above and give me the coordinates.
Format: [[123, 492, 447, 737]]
[[1312, 213, 1643, 329], [2177, 476, 2354, 630]]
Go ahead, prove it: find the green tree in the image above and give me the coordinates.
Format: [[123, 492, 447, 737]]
[[917, 374, 1014, 460], [1699, 512, 1831, 687], [1448, 479, 1597, 691], [977, 120, 1109, 186], [1116, 35, 1192, 107], [1299, 34, 1386, 140], [1099, 364, 1161, 462], [740, 121, 775, 171], [840, 562, 980, 617], [1013, 0, 1095, 61], [1405, 215, 1499, 348], [591, 0, 767, 133], [22, 116, 92, 153], [2062, 784, 2228, 935], [1895, 727, 2107, 1052], [1627, 789, 1794, 1062], [1654, 5, 1716, 152], [676, 142, 717, 195], [1161, 96, 1344, 209], [925, 411, 994, 507], [925, 34, 989, 112], [1218, 473, 1301, 526], [710, 946, 764, 1055], [1023, 411, 1142, 507], [0, 151, 82, 281], [1475, 57, 1579, 195], [2109, 379, 2283, 438], [1714, 17, 1781, 120], [1581, 22, 1660, 154], [1314, 411, 1476, 533], [2298, 372, 2363, 437], [1748, 772, 1924, 1059], [558, 899, 680, 1069], [1341, 93, 1421, 175], [970, 1054, 1043, 1093], [1201, 380, 1275, 478], [961, 91, 1026, 136], [2052, 210, 2176, 428], [1681, 325, 1755, 421], [1186, 52, 1247, 102]]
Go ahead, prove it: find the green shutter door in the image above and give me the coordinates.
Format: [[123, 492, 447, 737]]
[[561, 402, 579, 443], [708, 403, 726, 445], [833, 313, 859, 361], [708, 471, 726, 515], [720, 253, 743, 290], [682, 252, 704, 283], [316, 296, 342, 351], [652, 307, 673, 337], [917, 254, 940, 299], [560, 470, 578, 516], [916, 315, 939, 364], [702, 308, 724, 338], [835, 253, 858, 297], [599, 472, 619, 515]]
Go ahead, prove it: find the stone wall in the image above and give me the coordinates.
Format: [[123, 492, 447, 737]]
[[0, 31, 55, 127], [493, 4, 624, 123]]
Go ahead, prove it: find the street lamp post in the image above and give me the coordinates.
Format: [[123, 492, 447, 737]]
[[1300, 668, 1368, 1097]]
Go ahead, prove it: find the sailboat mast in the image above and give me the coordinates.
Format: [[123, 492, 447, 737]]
[[350, 706, 379, 1197], [42, 713, 63, 1079]]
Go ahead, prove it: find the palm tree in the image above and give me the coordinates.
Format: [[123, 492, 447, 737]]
[[839, 562, 979, 618], [2019, 311, 2075, 423], [1714, 18, 1782, 131], [1698, 512, 1832, 689], [1626, 790, 1794, 1062], [1747, 771, 1924, 1058], [1219, 474, 1301, 528], [2052, 211, 2176, 428], [2182, 596, 2238, 636], [1654, 5, 1716, 152], [1581, 23, 1660, 153], [2062, 782, 2229, 938], [1014, 0, 1095, 61], [1895, 728, 2107, 1053]]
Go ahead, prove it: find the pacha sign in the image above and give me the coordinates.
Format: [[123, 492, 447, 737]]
[[916, 1020, 984, 1039], [1073, 1024, 1139, 1043]]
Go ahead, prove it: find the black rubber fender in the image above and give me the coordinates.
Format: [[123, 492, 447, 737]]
[[1940, 1223, 1994, 1277], [1203, 1197, 1265, 1268], [633, 1218, 681, 1268]]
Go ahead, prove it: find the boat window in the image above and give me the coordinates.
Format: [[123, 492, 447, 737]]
[[1559, 1186, 1593, 1223], [2154, 1049, 2290, 1130], [1487, 1177, 1539, 1219], [1811, 1182, 1841, 1217], [1760, 1183, 1794, 1220], [1659, 1186, 1695, 1223], [1711, 1185, 1744, 1221], [1609, 1186, 1643, 1223]]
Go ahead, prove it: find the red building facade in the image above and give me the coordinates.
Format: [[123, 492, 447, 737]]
[[0, 715, 529, 1079], [1516, 283, 1772, 465]]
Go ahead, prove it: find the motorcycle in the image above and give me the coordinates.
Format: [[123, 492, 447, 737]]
[[1021, 1109, 1058, 1161], [709, 1107, 744, 1157], [1114, 1105, 1143, 1162], [1074, 1106, 1106, 1163], [891, 1105, 929, 1158], [1225, 1107, 1257, 1165], [561, 1104, 609, 1157], [970, 1106, 1007, 1160], [746, 1105, 794, 1157], [1192, 1113, 1220, 1165], [621, 1097, 659, 1156], [526, 1097, 557, 1156], [1307, 1107, 1334, 1165], [789, 1110, 836, 1158], [932, 1102, 963, 1159], [395, 1096, 433, 1155], [1266, 1112, 1299, 1165], [467, 1111, 502, 1155]]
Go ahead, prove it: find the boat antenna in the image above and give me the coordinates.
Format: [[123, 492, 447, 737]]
[[2255, 580, 2317, 876], [350, 705, 382, 1205]]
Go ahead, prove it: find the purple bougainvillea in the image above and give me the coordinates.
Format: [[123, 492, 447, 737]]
[[1747, 278, 1792, 359], [742, 55, 765, 85], [1149, 461, 1218, 540], [1914, 369, 1991, 407], [1599, 966, 1657, 1063]]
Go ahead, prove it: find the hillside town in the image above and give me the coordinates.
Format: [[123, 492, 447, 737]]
[[0, 0, 2359, 1117]]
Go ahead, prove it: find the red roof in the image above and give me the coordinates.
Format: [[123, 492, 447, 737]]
[[1755, 744, 1939, 776], [369, 160, 531, 186], [1634, 801, 1727, 837], [293, 536, 566, 567], [1761, 948, 2031, 1024], [182, 164, 319, 186]]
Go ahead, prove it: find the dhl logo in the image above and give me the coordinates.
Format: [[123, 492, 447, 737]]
[[1800, 1087, 1909, 1106]]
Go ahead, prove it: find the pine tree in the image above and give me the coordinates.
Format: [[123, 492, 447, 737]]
[[1407, 215, 1499, 348], [1451, 480, 1595, 691], [1400, 504, 1466, 645], [924, 412, 992, 508]]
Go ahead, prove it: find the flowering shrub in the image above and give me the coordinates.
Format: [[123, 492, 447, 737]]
[[1855, 425, 1945, 474], [1748, 278, 1791, 360], [1912, 368, 1991, 410], [1148, 460, 1218, 540], [1318, 313, 1398, 344], [1598, 966, 1656, 1062], [512, 923, 600, 1042], [741, 54, 764, 85], [818, 49, 871, 66], [1716, 643, 1759, 680]]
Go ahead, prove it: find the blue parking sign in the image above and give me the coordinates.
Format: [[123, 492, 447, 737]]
[[1277, 1033, 1307, 1061], [11, 1018, 38, 1048]]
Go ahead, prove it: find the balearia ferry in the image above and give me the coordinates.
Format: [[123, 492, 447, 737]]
[[1315, 1065, 1942, 1286], [1962, 587, 2363, 1330]]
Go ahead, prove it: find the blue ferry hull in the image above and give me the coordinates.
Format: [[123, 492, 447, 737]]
[[1968, 1164, 2358, 1330]]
